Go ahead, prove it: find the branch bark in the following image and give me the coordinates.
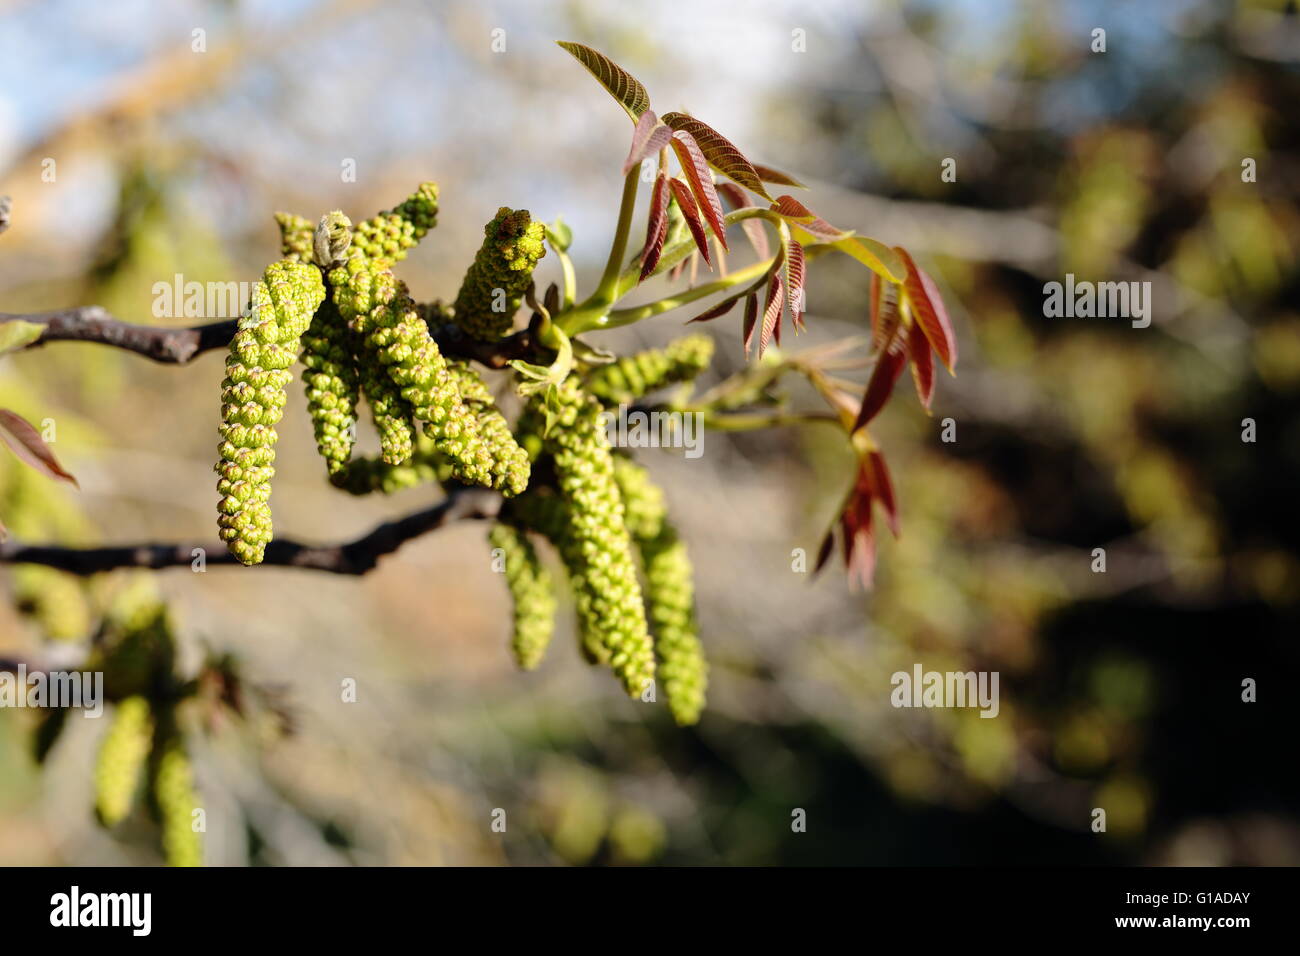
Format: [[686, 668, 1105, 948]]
[[0, 486, 501, 576], [0, 307, 539, 369]]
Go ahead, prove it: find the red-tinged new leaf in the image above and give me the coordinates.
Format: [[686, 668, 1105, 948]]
[[895, 247, 957, 372], [752, 163, 807, 189], [742, 291, 759, 356], [670, 130, 728, 251], [660, 112, 773, 200], [875, 282, 902, 352], [687, 292, 742, 324], [853, 343, 907, 433], [866, 451, 899, 538], [670, 256, 689, 283], [843, 513, 877, 591], [759, 267, 784, 358], [907, 317, 934, 410], [668, 178, 711, 266], [639, 171, 671, 280], [771, 195, 816, 222], [0, 409, 79, 487], [832, 236, 907, 282], [785, 240, 806, 331], [868, 272, 882, 343], [557, 41, 650, 122], [622, 110, 671, 176], [813, 525, 836, 575]]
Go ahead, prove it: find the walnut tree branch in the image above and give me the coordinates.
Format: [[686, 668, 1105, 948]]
[[0, 308, 538, 369], [0, 485, 501, 576]]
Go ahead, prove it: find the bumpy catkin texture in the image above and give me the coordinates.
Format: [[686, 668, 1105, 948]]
[[613, 458, 708, 725], [274, 212, 314, 261], [585, 333, 715, 406], [352, 182, 439, 263], [332, 258, 529, 494], [447, 359, 531, 495], [329, 434, 451, 495], [151, 718, 202, 867], [216, 259, 326, 565], [299, 299, 360, 474], [452, 207, 547, 341], [525, 380, 654, 696], [93, 586, 177, 701], [94, 696, 153, 826], [489, 522, 556, 670]]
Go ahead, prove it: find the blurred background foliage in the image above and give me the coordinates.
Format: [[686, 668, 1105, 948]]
[[0, 0, 1296, 865]]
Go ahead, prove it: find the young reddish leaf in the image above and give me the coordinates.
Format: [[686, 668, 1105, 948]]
[[868, 273, 882, 343], [759, 267, 784, 358], [895, 247, 957, 372], [907, 317, 934, 410], [715, 182, 770, 260], [866, 450, 899, 537], [668, 178, 712, 266], [771, 195, 816, 222], [640, 171, 671, 280], [752, 163, 807, 189], [687, 292, 742, 324], [874, 282, 902, 351], [670, 130, 728, 251], [0, 409, 79, 487], [785, 240, 806, 332], [813, 525, 836, 575], [742, 291, 759, 356], [852, 342, 906, 433], [843, 512, 877, 591], [622, 110, 672, 176], [660, 112, 773, 200], [670, 255, 690, 283], [557, 41, 650, 122]]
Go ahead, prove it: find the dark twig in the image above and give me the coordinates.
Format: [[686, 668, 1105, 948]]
[[0, 308, 538, 368], [0, 486, 501, 576]]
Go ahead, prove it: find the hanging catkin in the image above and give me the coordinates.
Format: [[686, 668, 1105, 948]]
[[525, 379, 654, 696], [150, 710, 202, 868], [351, 182, 439, 262], [215, 259, 326, 565], [300, 298, 360, 475], [585, 333, 715, 406], [452, 207, 547, 342], [94, 695, 153, 826], [613, 457, 708, 726], [489, 521, 556, 670]]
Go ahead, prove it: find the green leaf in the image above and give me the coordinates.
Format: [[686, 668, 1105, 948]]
[[545, 218, 573, 252], [829, 236, 907, 284], [0, 320, 44, 356], [512, 324, 574, 397], [557, 41, 650, 122], [752, 163, 807, 189]]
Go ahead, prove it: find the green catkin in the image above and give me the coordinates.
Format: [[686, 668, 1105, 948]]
[[151, 716, 202, 867], [300, 298, 360, 475], [489, 522, 556, 670], [329, 434, 452, 495], [585, 333, 715, 406], [273, 212, 315, 262], [332, 258, 529, 494], [351, 182, 439, 263], [452, 207, 547, 342], [446, 359, 531, 495], [94, 696, 153, 826], [526, 379, 654, 696], [612, 458, 708, 725], [94, 587, 177, 700], [216, 259, 326, 565], [12, 565, 91, 641]]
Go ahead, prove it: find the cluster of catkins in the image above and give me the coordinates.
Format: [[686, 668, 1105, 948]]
[[219, 184, 717, 724], [85, 584, 203, 867]]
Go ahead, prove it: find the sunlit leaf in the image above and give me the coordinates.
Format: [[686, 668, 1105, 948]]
[[668, 178, 712, 266], [771, 195, 816, 222], [785, 240, 806, 332], [661, 112, 773, 200], [622, 110, 672, 176], [670, 130, 728, 250], [833, 236, 907, 283], [759, 268, 784, 358], [866, 451, 899, 537], [752, 163, 807, 189], [640, 171, 671, 280], [742, 292, 759, 355], [895, 247, 957, 372], [0, 409, 79, 487], [557, 41, 650, 122]]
